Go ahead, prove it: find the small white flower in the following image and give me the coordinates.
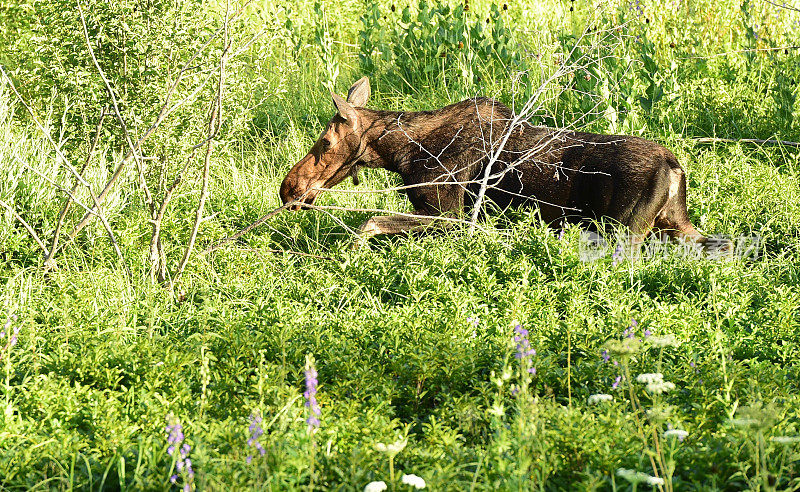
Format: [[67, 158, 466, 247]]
[[646, 380, 676, 394], [386, 439, 407, 454], [636, 373, 663, 384], [488, 403, 505, 417], [771, 436, 800, 444], [501, 367, 513, 381], [376, 439, 407, 455], [664, 429, 689, 440], [616, 468, 650, 484], [364, 481, 388, 492], [491, 371, 504, 388], [616, 468, 664, 486], [649, 334, 680, 348], [587, 393, 613, 405], [401, 474, 426, 489]]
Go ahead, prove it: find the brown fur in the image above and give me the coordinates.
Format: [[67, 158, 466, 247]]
[[280, 77, 712, 246]]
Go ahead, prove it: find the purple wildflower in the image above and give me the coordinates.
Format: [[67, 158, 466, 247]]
[[643, 328, 652, 338], [165, 416, 194, 491], [601, 350, 610, 363], [467, 316, 480, 328], [612, 375, 622, 390], [623, 319, 638, 339], [246, 412, 266, 463], [304, 355, 321, 430], [513, 324, 537, 374], [166, 421, 184, 456], [557, 229, 565, 240], [612, 243, 623, 265], [0, 315, 19, 354]]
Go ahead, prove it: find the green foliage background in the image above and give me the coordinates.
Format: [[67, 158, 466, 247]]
[[0, 0, 799, 489]]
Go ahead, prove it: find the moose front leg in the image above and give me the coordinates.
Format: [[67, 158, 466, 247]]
[[355, 213, 439, 248]]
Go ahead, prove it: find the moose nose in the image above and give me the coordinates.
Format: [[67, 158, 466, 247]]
[[279, 177, 294, 205], [279, 175, 309, 211]]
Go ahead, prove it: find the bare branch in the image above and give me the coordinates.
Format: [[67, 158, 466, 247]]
[[78, 4, 153, 208], [223, 247, 336, 262], [0, 66, 131, 280], [0, 199, 48, 254], [45, 106, 106, 269], [172, 2, 232, 288], [694, 137, 800, 147], [760, 0, 800, 13], [64, 0, 254, 244], [202, 201, 295, 255]]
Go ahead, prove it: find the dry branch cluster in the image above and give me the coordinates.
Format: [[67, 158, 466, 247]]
[[0, 1, 263, 290]]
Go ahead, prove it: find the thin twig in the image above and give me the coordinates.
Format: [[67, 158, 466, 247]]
[[45, 106, 106, 269], [79, 4, 153, 209], [760, 0, 800, 14], [149, 153, 193, 284], [202, 201, 295, 255], [299, 203, 490, 234], [64, 0, 253, 244], [172, 3, 231, 289], [0, 199, 48, 254], [228, 247, 336, 261], [694, 137, 800, 147], [680, 45, 800, 59], [0, 66, 132, 280], [14, 153, 96, 216]]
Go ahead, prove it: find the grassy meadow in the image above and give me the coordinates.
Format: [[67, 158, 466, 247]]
[[1, 0, 800, 489]]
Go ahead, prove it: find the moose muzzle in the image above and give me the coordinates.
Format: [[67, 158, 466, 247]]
[[279, 153, 322, 210]]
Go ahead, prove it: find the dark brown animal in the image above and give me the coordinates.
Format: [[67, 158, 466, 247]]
[[280, 77, 714, 247]]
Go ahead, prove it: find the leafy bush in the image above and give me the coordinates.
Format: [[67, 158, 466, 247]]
[[359, 0, 524, 90]]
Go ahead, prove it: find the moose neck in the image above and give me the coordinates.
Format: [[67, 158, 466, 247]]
[[356, 108, 435, 174]]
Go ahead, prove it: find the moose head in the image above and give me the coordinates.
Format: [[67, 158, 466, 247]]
[[279, 77, 372, 210]]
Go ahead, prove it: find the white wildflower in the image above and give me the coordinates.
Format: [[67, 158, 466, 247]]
[[387, 438, 407, 454], [488, 403, 505, 417], [729, 418, 758, 428], [771, 436, 800, 444], [646, 380, 676, 394], [587, 394, 613, 405], [636, 373, 663, 384], [401, 474, 426, 489], [616, 468, 650, 484], [501, 367, 513, 381], [616, 468, 664, 486], [364, 481, 387, 492], [664, 429, 689, 440], [375, 438, 407, 455], [649, 334, 680, 348], [491, 371, 504, 388]]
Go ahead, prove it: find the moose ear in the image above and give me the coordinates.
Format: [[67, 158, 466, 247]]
[[346, 76, 371, 107], [332, 92, 359, 129]]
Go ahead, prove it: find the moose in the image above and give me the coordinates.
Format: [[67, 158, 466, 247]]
[[280, 77, 720, 249]]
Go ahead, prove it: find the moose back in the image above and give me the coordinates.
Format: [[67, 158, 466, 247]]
[[280, 77, 714, 247]]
